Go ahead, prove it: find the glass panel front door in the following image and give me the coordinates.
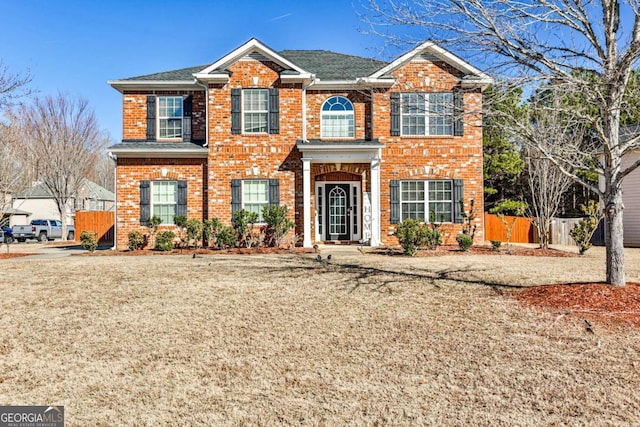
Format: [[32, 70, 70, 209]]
[[325, 183, 350, 240]]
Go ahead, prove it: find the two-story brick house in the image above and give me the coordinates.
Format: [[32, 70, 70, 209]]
[[108, 38, 492, 249]]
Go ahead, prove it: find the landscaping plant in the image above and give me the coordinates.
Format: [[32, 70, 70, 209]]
[[186, 219, 204, 249], [127, 230, 145, 251], [456, 233, 473, 252], [490, 199, 528, 253], [155, 231, 176, 251], [263, 205, 295, 247], [395, 219, 429, 256], [79, 230, 98, 252], [570, 200, 603, 255], [232, 209, 258, 247]]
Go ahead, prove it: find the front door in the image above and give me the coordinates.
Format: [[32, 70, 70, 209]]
[[325, 183, 350, 241]]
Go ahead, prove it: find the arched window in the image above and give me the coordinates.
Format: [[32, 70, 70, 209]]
[[321, 96, 355, 138]]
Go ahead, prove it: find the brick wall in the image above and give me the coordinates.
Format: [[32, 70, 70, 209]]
[[116, 54, 485, 248], [114, 157, 207, 249]]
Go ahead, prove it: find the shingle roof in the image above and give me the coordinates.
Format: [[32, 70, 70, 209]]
[[15, 179, 114, 201], [120, 64, 211, 82], [278, 50, 387, 80], [118, 51, 387, 82]]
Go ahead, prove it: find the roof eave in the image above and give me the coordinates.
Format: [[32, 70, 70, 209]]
[[192, 73, 231, 84], [109, 148, 209, 159], [108, 80, 203, 93]]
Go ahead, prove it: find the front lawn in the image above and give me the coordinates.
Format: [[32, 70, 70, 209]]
[[1, 249, 639, 426]]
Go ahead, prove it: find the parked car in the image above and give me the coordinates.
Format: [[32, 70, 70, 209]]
[[12, 220, 75, 243], [1, 225, 14, 244]]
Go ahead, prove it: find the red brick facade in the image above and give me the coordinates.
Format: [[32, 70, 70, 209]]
[[111, 40, 488, 249]]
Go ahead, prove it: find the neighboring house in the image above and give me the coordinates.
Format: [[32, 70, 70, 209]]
[[12, 179, 115, 226], [618, 126, 640, 247], [108, 38, 492, 249]]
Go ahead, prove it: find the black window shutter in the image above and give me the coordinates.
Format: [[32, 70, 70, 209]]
[[231, 89, 241, 134], [453, 179, 464, 223], [146, 96, 156, 141], [140, 180, 151, 225], [231, 179, 241, 215], [268, 179, 280, 206], [183, 96, 192, 142], [390, 180, 400, 224], [269, 88, 280, 134], [176, 181, 188, 217], [454, 90, 464, 136], [390, 92, 400, 136]]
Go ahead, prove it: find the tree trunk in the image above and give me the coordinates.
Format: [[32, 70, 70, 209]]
[[604, 191, 625, 286]]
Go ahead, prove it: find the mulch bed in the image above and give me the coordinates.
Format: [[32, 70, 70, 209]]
[[80, 247, 315, 256], [0, 253, 31, 260], [369, 245, 578, 257], [515, 282, 640, 330]]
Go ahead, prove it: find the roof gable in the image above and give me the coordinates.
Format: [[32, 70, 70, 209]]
[[195, 38, 312, 80], [369, 41, 493, 88]]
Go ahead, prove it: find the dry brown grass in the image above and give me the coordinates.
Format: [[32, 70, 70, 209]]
[[1, 247, 640, 426]]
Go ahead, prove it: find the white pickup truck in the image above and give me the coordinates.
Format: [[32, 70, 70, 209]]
[[12, 219, 75, 243]]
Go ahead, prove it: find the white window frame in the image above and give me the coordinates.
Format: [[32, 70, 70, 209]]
[[400, 93, 453, 136], [157, 96, 183, 140], [400, 180, 453, 223], [242, 89, 269, 134], [151, 180, 178, 225], [241, 179, 270, 222], [321, 96, 355, 138]]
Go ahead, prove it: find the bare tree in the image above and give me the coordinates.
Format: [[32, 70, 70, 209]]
[[361, 0, 640, 285], [0, 61, 33, 110], [19, 94, 106, 239], [0, 116, 31, 224]]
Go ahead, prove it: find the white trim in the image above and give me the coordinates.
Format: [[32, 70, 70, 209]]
[[197, 38, 311, 77], [108, 147, 208, 158], [369, 41, 493, 88], [151, 180, 178, 225], [302, 158, 312, 247], [242, 89, 270, 134], [108, 80, 202, 92]]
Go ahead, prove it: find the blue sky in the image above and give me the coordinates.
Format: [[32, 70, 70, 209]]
[[0, 1, 392, 142]]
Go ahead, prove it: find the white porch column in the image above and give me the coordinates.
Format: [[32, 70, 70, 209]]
[[370, 155, 381, 247], [302, 157, 312, 248]]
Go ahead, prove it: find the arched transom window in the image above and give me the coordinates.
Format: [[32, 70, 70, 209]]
[[321, 96, 355, 138]]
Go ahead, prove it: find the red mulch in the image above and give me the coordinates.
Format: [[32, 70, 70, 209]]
[[373, 245, 577, 257], [80, 247, 315, 256], [515, 282, 640, 330], [0, 253, 31, 260]]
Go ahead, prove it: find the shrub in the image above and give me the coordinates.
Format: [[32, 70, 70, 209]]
[[263, 205, 295, 247], [128, 230, 146, 251], [216, 226, 236, 249], [460, 198, 478, 239], [203, 217, 223, 248], [155, 231, 176, 251], [79, 230, 98, 252], [490, 240, 502, 252], [186, 219, 203, 248], [395, 219, 429, 256], [570, 200, 602, 255], [490, 199, 528, 253], [425, 211, 443, 250], [232, 209, 258, 247], [456, 233, 473, 252]]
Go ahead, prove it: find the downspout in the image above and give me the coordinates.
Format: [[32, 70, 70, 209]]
[[194, 78, 209, 147], [108, 152, 117, 250], [301, 75, 316, 141]]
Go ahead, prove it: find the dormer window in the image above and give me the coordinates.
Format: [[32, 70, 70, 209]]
[[321, 96, 354, 138]]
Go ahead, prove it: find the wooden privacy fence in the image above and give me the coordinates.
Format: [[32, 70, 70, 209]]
[[75, 210, 114, 244], [484, 212, 534, 243]]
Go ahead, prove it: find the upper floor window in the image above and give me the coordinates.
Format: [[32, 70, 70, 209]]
[[243, 89, 269, 133], [231, 88, 280, 135], [321, 96, 354, 138], [401, 93, 453, 136], [146, 95, 192, 142], [158, 96, 183, 139]]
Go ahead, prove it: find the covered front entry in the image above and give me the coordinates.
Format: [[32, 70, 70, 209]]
[[297, 139, 383, 247], [316, 182, 360, 242]]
